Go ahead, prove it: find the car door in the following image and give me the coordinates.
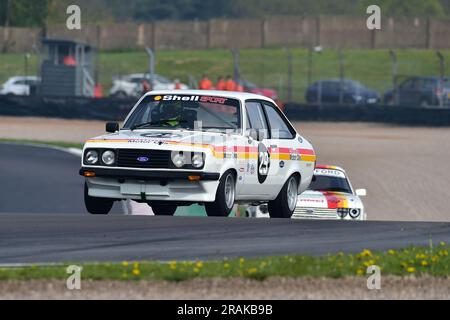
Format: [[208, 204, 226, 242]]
[[398, 78, 417, 105], [12, 79, 28, 95], [322, 81, 340, 104], [240, 101, 272, 198], [261, 101, 298, 196]]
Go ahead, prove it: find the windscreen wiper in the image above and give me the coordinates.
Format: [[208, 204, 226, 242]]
[[130, 119, 187, 130]]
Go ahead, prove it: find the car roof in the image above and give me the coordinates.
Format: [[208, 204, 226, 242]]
[[406, 76, 449, 80], [8, 76, 39, 81], [144, 90, 276, 103], [315, 164, 347, 173]]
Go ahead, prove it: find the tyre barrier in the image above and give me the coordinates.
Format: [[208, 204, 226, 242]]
[[284, 103, 450, 126]]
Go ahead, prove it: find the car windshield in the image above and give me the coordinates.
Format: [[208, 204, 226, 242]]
[[123, 94, 241, 133], [345, 80, 365, 90], [308, 169, 352, 194]]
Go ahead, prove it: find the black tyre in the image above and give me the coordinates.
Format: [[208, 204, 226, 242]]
[[84, 183, 114, 215], [205, 171, 236, 217], [268, 175, 299, 219], [149, 202, 177, 216]]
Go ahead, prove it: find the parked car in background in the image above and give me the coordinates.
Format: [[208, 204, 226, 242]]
[[0, 76, 40, 96], [383, 76, 450, 107], [110, 74, 189, 98], [305, 79, 380, 105]]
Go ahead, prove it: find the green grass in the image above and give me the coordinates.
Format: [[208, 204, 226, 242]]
[[1, 48, 449, 101], [1, 244, 448, 281], [0, 138, 83, 149]]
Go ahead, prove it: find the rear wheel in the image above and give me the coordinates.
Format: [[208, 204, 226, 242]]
[[205, 171, 235, 217], [84, 183, 114, 215], [268, 175, 298, 219], [148, 202, 177, 216]]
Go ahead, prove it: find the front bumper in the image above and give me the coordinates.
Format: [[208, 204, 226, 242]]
[[80, 167, 221, 203], [79, 167, 220, 181], [292, 207, 365, 221]]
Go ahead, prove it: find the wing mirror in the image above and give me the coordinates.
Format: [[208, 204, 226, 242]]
[[355, 189, 367, 197], [106, 122, 119, 133]]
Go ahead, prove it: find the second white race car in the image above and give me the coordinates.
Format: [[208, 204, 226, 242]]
[[293, 165, 367, 220]]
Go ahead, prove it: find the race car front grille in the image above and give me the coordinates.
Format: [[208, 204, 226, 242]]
[[292, 207, 338, 220], [117, 149, 171, 169]]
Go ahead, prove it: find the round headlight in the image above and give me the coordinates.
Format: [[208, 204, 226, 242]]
[[349, 208, 361, 219], [85, 150, 98, 164], [101, 150, 115, 165], [191, 153, 204, 168], [172, 153, 185, 168]]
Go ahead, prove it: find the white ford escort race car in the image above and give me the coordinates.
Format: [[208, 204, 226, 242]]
[[80, 90, 316, 217], [293, 165, 367, 220]]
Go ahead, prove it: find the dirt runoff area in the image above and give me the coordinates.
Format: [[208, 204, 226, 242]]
[[1, 116, 449, 222], [0, 276, 449, 299]]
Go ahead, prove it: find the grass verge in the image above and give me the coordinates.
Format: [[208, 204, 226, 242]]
[[1, 245, 448, 281]]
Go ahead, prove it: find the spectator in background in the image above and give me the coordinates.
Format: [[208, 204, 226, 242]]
[[63, 55, 76, 66], [225, 75, 236, 91], [235, 81, 244, 92], [142, 79, 151, 93], [199, 74, 213, 90], [174, 79, 182, 90], [216, 76, 226, 91]]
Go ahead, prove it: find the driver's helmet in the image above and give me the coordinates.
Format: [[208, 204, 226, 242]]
[[160, 101, 183, 119]]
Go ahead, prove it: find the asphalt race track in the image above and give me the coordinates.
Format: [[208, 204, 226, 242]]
[[0, 214, 449, 264], [1, 143, 449, 264], [0, 143, 122, 214]]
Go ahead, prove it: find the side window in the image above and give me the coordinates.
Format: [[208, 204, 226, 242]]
[[245, 101, 269, 139], [400, 78, 414, 89], [263, 103, 295, 139]]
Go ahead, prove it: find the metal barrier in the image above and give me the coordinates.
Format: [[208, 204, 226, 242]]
[[0, 95, 136, 121], [284, 103, 450, 126], [1, 95, 450, 126]]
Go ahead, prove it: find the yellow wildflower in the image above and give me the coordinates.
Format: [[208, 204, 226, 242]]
[[122, 261, 129, 267], [407, 267, 416, 273], [438, 250, 448, 257], [132, 269, 141, 276], [169, 261, 177, 270], [421, 260, 429, 267], [360, 249, 372, 257], [416, 253, 427, 260]]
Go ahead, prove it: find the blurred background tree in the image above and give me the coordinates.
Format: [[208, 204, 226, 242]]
[[0, 0, 449, 27], [0, 0, 49, 27]]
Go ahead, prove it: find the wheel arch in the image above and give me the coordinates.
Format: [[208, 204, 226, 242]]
[[291, 172, 302, 194]]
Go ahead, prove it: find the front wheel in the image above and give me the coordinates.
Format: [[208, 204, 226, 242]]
[[148, 202, 177, 216], [268, 175, 299, 218], [205, 171, 236, 217], [84, 183, 114, 215]]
